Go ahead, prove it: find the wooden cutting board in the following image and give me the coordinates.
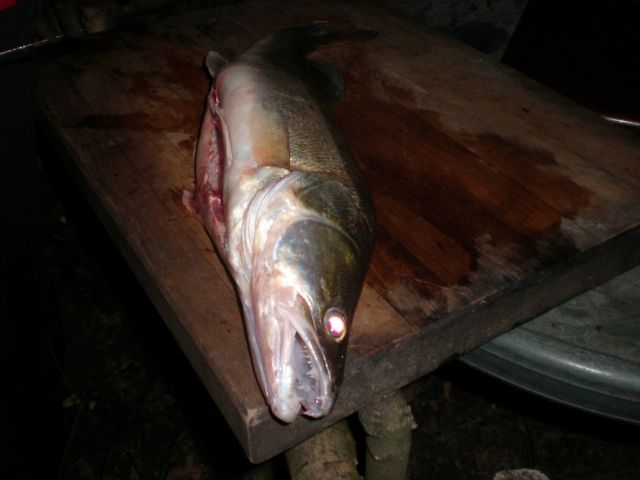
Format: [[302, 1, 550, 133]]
[[36, 0, 640, 462]]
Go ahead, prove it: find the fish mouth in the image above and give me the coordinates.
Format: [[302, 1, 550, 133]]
[[292, 320, 333, 418], [250, 285, 334, 423]]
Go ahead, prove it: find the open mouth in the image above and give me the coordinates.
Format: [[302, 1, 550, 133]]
[[248, 286, 334, 423], [246, 256, 340, 422], [257, 322, 333, 423], [293, 331, 330, 417]]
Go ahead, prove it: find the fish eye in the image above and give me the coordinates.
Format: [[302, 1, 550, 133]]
[[324, 308, 347, 341]]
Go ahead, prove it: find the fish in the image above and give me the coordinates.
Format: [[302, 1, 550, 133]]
[[184, 23, 375, 423]]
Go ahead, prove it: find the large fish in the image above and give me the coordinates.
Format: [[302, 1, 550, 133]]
[[185, 23, 375, 423]]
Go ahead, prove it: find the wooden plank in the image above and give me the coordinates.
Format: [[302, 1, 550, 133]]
[[36, 0, 640, 462]]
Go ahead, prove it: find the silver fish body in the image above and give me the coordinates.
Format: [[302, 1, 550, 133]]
[[187, 24, 375, 422]]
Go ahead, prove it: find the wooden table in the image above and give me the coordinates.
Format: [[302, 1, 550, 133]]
[[36, 0, 640, 463]]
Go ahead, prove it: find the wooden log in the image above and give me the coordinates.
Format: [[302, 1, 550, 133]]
[[358, 391, 416, 480], [494, 469, 550, 480], [285, 420, 359, 480]]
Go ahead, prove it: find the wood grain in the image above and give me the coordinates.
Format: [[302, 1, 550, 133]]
[[36, 0, 640, 462]]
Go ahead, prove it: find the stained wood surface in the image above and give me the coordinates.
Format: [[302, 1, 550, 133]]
[[36, 0, 640, 462]]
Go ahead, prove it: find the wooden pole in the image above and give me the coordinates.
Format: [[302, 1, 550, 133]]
[[358, 391, 416, 480], [285, 420, 359, 480]]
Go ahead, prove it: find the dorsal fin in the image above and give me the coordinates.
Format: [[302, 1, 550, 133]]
[[204, 51, 228, 78], [307, 59, 346, 102]]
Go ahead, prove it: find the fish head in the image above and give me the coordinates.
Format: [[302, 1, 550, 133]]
[[246, 175, 371, 423]]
